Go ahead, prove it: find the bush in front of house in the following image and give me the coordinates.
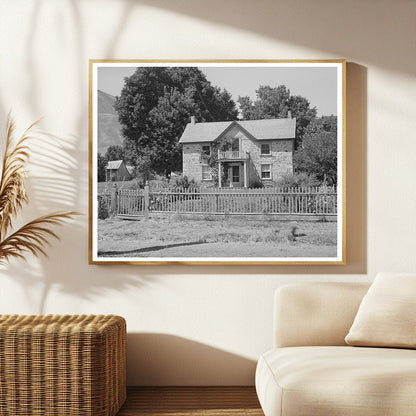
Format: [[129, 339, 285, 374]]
[[98, 195, 110, 219], [276, 173, 320, 188], [174, 175, 198, 190]]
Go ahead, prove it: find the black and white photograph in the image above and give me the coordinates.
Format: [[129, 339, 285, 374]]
[[89, 60, 345, 264]]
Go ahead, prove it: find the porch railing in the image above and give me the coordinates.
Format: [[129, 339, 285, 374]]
[[218, 150, 249, 160]]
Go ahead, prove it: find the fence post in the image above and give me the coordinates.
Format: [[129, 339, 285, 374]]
[[218, 150, 222, 188], [144, 181, 150, 219], [110, 183, 118, 216]]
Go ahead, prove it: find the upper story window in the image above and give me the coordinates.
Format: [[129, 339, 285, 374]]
[[231, 138, 240, 152], [261, 143, 271, 155], [201, 145, 211, 156]]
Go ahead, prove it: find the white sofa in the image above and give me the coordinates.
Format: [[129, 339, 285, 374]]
[[256, 282, 416, 416]]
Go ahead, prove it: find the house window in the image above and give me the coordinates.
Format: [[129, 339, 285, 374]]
[[202, 165, 212, 180], [201, 145, 211, 156], [261, 143, 271, 155], [232, 166, 240, 183], [261, 164, 272, 180], [231, 138, 240, 152]]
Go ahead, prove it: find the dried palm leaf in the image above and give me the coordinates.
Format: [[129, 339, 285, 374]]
[[0, 116, 79, 264], [0, 212, 78, 264], [0, 117, 37, 238]]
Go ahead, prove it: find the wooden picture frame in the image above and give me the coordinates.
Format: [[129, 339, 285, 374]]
[[89, 60, 346, 265]]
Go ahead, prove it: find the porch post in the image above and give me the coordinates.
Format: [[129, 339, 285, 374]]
[[218, 161, 222, 188], [243, 161, 248, 188]]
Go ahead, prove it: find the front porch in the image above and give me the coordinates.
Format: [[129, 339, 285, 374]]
[[218, 150, 251, 188]]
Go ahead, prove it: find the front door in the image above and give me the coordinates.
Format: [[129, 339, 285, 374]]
[[229, 164, 242, 187]]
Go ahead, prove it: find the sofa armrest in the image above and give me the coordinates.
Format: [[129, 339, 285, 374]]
[[274, 282, 370, 348]]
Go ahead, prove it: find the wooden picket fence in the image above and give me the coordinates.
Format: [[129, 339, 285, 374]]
[[98, 184, 337, 218]]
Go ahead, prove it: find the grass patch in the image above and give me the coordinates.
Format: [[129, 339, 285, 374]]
[[98, 216, 337, 251]]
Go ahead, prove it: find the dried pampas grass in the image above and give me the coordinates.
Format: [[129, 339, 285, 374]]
[[0, 116, 78, 264]]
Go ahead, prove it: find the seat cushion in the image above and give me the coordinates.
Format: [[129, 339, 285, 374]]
[[256, 346, 416, 416]]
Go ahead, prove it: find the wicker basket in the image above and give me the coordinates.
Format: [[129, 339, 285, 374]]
[[0, 314, 126, 416]]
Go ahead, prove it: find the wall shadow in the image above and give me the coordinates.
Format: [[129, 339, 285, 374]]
[[88, 0, 370, 275], [344, 63, 368, 274], [134, 0, 413, 76], [0, 1, 371, 304], [127, 333, 257, 386], [0, 0, 157, 313], [0, 124, 160, 313]]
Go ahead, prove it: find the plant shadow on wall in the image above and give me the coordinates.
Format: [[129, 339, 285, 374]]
[[0, 120, 151, 314], [136, 0, 412, 76], [0, 0, 154, 313]]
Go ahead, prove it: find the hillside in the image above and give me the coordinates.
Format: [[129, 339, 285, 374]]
[[97, 90, 124, 154]]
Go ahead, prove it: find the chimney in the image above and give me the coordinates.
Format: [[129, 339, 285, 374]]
[[190, 115, 196, 124], [287, 110, 292, 119]]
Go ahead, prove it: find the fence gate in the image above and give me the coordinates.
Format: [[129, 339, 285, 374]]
[[117, 189, 146, 217]]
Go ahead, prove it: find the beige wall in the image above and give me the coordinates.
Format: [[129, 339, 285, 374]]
[[0, 0, 415, 386]]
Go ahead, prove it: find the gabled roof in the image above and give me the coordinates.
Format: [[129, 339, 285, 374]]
[[106, 160, 124, 170], [179, 121, 231, 144], [178, 118, 296, 144]]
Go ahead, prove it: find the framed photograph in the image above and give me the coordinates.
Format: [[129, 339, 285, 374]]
[[89, 60, 345, 265]]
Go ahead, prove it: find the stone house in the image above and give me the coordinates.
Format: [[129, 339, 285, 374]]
[[178, 116, 296, 187], [105, 160, 132, 181]]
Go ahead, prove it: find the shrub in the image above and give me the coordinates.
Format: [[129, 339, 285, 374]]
[[118, 179, 142, 190], [174, 175, 198, 189], [276, 172, 320, 188], [98, 195, 110, 219], [251, 179, 264, 189]]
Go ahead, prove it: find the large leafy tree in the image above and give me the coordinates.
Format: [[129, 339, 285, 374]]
[[105, 145, 125, 162], [294, 115, 338, 185], [238, 85, 317, 149], [115, 67, 238, 177], [238, 85, 290, 119]]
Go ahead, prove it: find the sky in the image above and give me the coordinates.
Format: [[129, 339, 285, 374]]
[[97, 64, 338, 117]]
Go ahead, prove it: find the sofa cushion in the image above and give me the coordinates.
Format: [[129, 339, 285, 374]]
[[256, 346, 416, 416], [274, 283, 370, 348], [345, 272, 416, 348]]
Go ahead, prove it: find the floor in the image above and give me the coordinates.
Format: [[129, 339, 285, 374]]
[[117, 386, 264, 416]]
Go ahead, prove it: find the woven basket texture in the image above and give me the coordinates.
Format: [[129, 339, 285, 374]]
[[0, 314, 126, 416]]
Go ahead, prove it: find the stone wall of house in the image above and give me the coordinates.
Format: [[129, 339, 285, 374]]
[[247, 158, 261, 186], [182, 142, 214, 184], [182, 143, 202, 181], [254, 140, 293, 183], [221, 125, 294, 184], [270, 145, 293, 181], [181, 125, 293, 186]]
